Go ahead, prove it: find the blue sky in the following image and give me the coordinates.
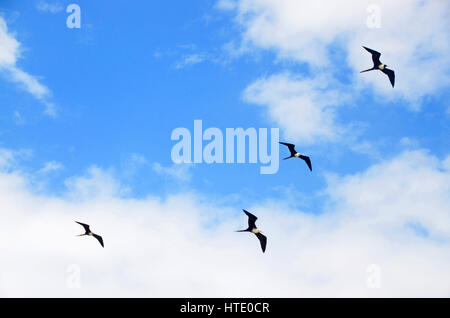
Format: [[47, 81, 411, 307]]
[[1, 0, 447, 207], [0, 0, 449, 297]]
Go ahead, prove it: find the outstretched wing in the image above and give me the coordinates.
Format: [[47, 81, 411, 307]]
[[363, 46, 381, 65], [243, 209, 258, 229], [279, 142, 297, 156], [299, 155, 312, 171], [381, 68, 395, 87], [93, 234, 104, 248], [255, 233, 267, 253], [75, 221, 90, 234]]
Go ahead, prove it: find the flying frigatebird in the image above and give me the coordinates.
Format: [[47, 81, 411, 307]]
[[236, 210, 267, 253], [361, 46, 395, 87], [279, 142, 312, 171], [75, 221, 104, 248]]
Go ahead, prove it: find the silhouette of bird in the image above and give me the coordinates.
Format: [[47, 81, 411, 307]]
[[361, 46, 395, 87], [236, 210, 267, 253], [75, 221, 104, 248], [279, 142, 312, 171]]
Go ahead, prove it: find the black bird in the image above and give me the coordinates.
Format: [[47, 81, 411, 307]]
[[236, 210, 267, 253], [360, 46, 395, 87], [279, 142, 312, 171], [75, 221, 104, 247]]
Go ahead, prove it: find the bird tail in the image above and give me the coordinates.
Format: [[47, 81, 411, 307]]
[[76, 234, 86, 236], [360, 67, 375, 73], [235, 230, 248, 232], [283, 156, 293, 160]]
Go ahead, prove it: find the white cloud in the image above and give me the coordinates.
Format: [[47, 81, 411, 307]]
[[121, 153, 149, 178], [0, 148, 16, 169], [4, 65, 50, 99], [13, 110, 25, 125], [0, 147, 32, 171], [399, 137, 419, 148], [152, 162, 193, 183], [243, 72, 348, 144], [36, 1, 64, 14], [0, 17, 20, 65], [0, 17, 55, 115], [347, 139, 381, 159], [0, 148, 449, 297], [215, 0, 237, 10], [37, 161, 64, 174], [218, 0, 450, 104], [121, 154, 193, 182], [325, 150, 450, 238], [173, 54, 206, 69], [64, 166, 129, 200]]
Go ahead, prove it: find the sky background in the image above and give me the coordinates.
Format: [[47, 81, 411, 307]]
[[0, 0, 449, 297]]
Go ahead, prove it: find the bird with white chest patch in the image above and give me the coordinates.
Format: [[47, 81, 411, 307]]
[[75, 221, 104, 248], [360, 46, 395, 87], [236, 210, 267, 253], [279, 142, 312, 172]]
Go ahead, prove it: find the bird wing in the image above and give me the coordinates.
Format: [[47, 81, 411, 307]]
[[381, 68, 395, 87], [300, 155, 312, 171], [255, 233, 267, 253], [243, 209, 258, 229], [279, 142, 297, 156], [93, 234, 104, 248], [75, 221, 90, 233], [363, 46, 381, 65]]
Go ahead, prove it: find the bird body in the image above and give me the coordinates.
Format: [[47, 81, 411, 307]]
[[237, 210, 267, 253], [361, 46, 395, 87]]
